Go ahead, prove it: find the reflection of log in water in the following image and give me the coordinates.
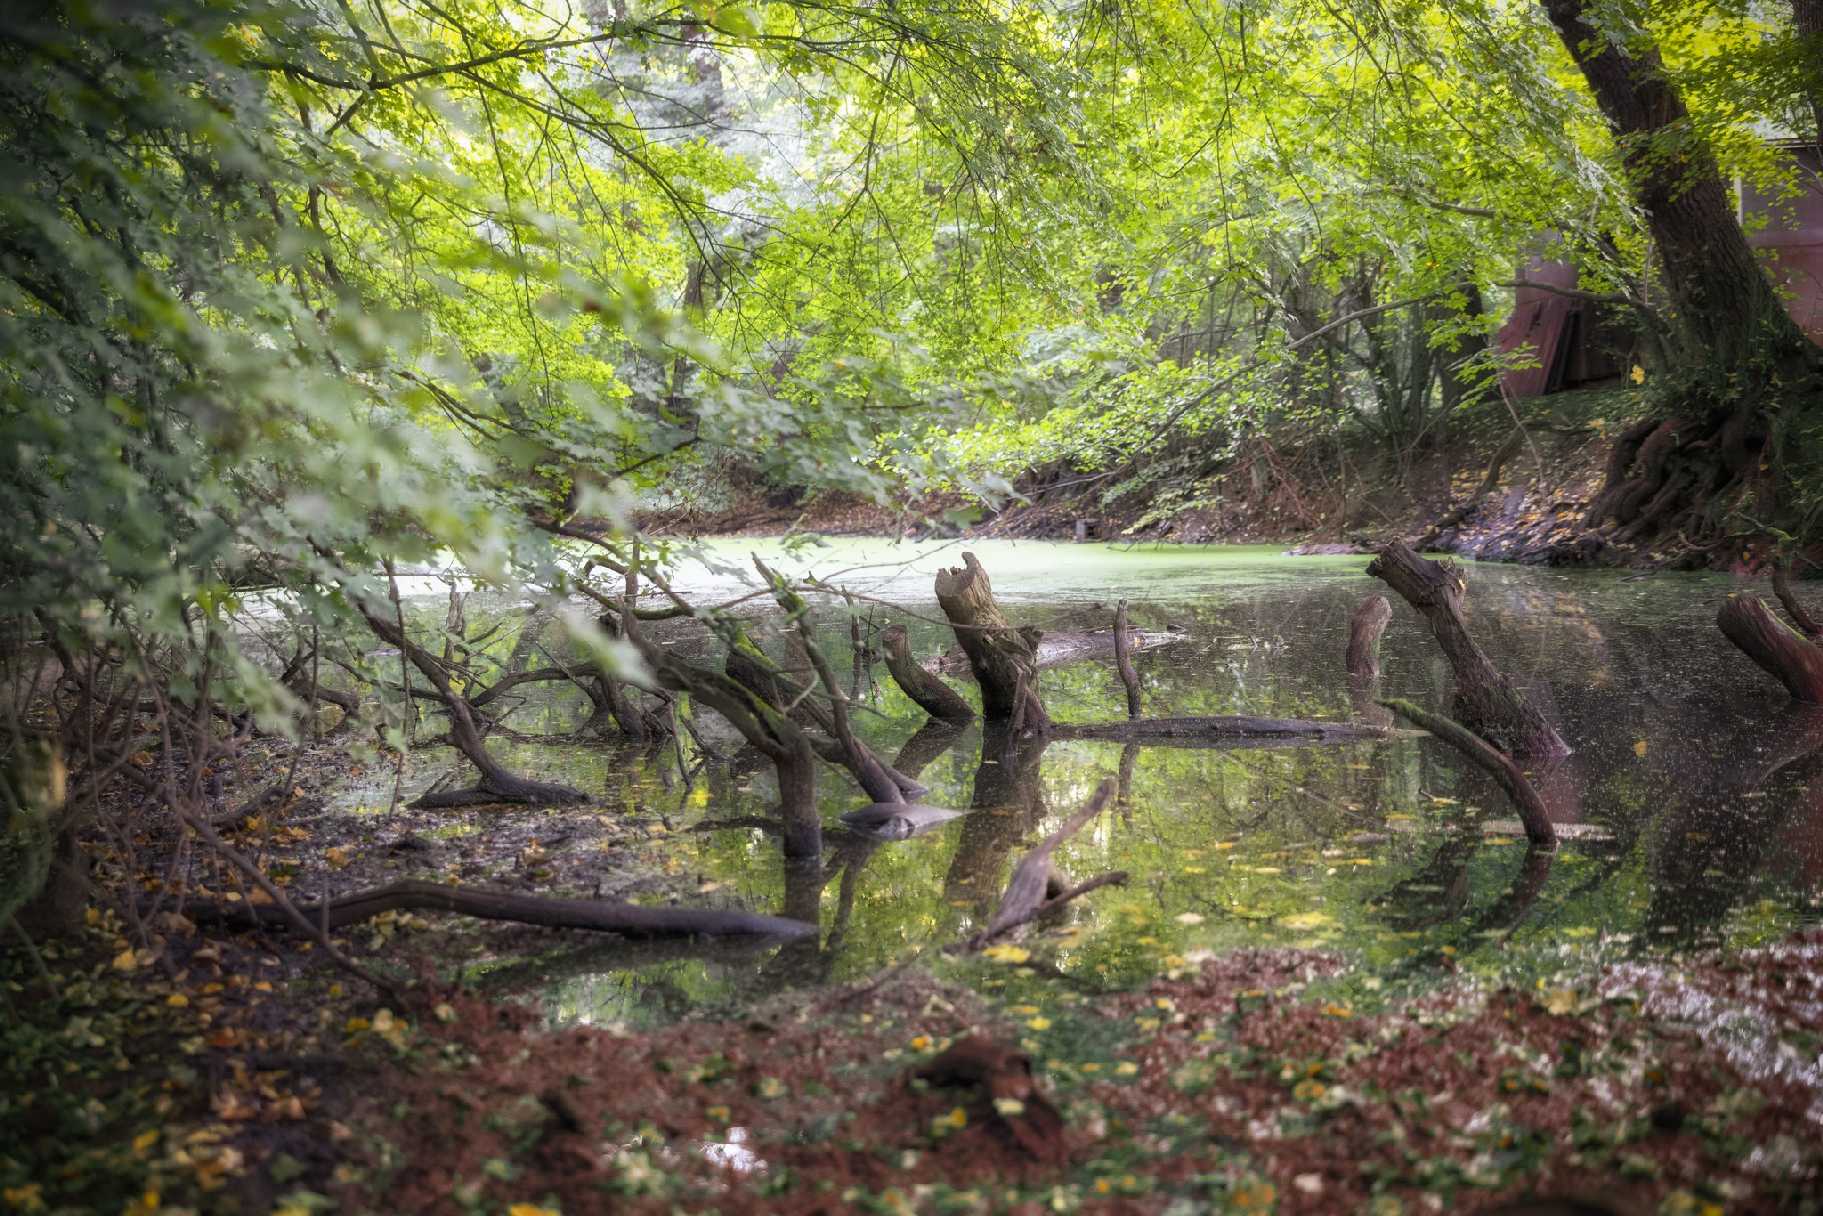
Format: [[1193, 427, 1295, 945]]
[[944, 724, 1050, 914], [1346, 594, 1394, 730]]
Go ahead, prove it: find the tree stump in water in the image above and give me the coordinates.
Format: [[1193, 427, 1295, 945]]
[[1368, 542, 1568, 760], [1346, 594, 1394, 729], [933, 552, 1048, 730], [1717, 593, 1823, 703], [881, 624, 975, 723]]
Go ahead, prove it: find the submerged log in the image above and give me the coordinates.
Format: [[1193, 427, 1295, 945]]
[[1052, 715, 1390, 744], [176, 879, 816, 939], [1381, 698, 1556, 847], [933, 552, 1048, 729], [1368, 541, 1568, 760], [1717, 593, 1823, 703], [881, 624, 976, 723]]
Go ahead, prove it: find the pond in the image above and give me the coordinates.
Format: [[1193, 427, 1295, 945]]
[[356, 540, 1823, 1030]]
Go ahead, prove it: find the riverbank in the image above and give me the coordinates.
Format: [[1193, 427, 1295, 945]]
[[639, 388, 1776, 573]]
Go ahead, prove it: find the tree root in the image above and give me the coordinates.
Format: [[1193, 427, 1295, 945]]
[[1381, 698, 1556, 847]]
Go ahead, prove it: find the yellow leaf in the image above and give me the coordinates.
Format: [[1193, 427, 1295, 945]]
[[112, 949, 140, 971], [1633, 739, 1648, 758], [166, 994, 189, 1007], [1281, 911, 1333, 930], [1542, 988, 1578, 1015], [507, 1206, 560, 1216], [981, 944, 1030, 965]]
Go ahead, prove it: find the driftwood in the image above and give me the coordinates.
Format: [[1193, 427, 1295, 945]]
[[1368, 541, 1568, 760], [1381, 698, 1556, 847], [881, 623, 975, 723], [176, 879, 816, 939], [933, 552, 1049, 728], [1113, 600, 1142, 718], [1052, 716, 1390, 744], [1717, 593, 1823, 703]]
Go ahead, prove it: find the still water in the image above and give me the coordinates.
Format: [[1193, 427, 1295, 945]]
[[401, 541, 1823, 1025]]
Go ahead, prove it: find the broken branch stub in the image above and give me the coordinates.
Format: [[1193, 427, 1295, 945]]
[[1367, 542, 1568, 760], [1346, 594, 1394, 729], [881, 623, 975, 723], [1381, 698, 1557, 848], [1717, 593, 1823, 703], [933, 552, 1048, 730]]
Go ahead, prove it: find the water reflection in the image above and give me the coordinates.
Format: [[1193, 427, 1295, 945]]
[[436, 546, 1823, 1023]]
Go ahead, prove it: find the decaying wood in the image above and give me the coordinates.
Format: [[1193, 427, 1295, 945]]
[[176, 879, 816, 939], [1717, 593, 1823, 703], [1051, 715, 1390, 744], [1381, 698, 1557, 847], [1113, 600, 1142, 718], [971, 777, 1116, 945], [881, 623, 975, 723], [1368, 541, 1568, 760], [1772, 562, 1823, 640], [933, 552, 1049, 729]]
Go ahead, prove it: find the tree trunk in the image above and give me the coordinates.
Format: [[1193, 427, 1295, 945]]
[[1369, 542, 1569, 759], [933, 552, 1048, 729], [1542, 0, 1821, 551], [1381, 698, 1557, 847]]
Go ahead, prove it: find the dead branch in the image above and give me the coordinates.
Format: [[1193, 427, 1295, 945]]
[[1772, 562, 1823, 640], [1368, 541, 1568, 760], [1380, 698, 1556, 847], [881, 624, 975, 723]]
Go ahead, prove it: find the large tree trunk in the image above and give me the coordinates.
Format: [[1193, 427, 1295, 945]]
[[1542, 0, 1820, 549]]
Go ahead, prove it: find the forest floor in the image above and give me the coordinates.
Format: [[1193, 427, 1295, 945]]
[[5, 727, 1822, 1214], [7, 891, 1822, 1215]]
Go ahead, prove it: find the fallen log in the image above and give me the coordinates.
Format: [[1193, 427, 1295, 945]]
[[1368, 541, 1568, 760], [1381, 698, 1556, 847], [1051, 715, 1391, 744], [175, 879, 817, 939], [881, 623, 975, 723], [1719, 593, 1823, 703]]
